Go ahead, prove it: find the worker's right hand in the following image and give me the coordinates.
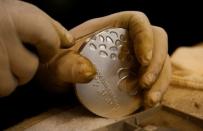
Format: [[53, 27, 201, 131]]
[[0, 0, 75, 96]]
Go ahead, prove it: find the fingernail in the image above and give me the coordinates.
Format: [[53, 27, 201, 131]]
[[141, 73, 154, 88], [66, 33, 74, 44], [140, 50, 152, 65], [61, 33, 75, 48], [77, 62, 96, 82], [149, 91, 161, 106]]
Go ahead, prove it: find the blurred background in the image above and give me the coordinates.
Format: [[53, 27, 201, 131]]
[[0, 0, 203, 130]]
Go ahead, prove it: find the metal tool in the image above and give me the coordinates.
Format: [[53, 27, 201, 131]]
[[76, 28, 141, 118], [94, 105, 203, 131]]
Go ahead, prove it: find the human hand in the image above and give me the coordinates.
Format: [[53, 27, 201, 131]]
[[0, 0, 76, 96], [33, 11, 171, 108], [69, 11, 171, 107]]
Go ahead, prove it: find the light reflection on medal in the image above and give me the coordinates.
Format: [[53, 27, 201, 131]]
[[76, 28, 141, 118]]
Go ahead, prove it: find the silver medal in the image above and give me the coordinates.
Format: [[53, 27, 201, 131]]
[[76, 28, 141, 118]]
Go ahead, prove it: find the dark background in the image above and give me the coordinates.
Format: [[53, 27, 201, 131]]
[[29, 0, 203, 54], [0, 0, 203, 130]]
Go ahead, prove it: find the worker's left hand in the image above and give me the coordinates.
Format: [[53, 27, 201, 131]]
[[68, 11, 172, 107]]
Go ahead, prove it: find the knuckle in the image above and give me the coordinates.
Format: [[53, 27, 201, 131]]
[[40, 28, 60, 48], [134, 11, 147, 18], [140, 74, 154, 88], [122, 11, 147, 18], [153, 26, 168, 39], [120, 11, 149, 25]]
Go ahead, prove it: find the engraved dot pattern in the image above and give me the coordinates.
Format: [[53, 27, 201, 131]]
[[76, 28, 139, 118], [87, 28, 128, 61]]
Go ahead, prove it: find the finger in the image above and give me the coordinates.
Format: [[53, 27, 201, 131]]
[[127, 12, 153, 66], [8, 1, 60, 62], [69, 11, 153, 65], [118, 75, 139, 95], [144, 55, 171, 107], [51, 19, 75, 48], [53, 50, 96, 83], [0, 15, 39, 86], [0, 42, 17, 97], [4, 34, 39, 85], [8, 41, 39, 85], [139, 26, 168, 88]]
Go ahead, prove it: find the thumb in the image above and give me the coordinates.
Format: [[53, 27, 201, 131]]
[[54, 50, 96, 83]]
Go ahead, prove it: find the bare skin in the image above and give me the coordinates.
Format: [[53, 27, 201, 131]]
[[0, 0, 94, 96], [0, 1, 171, 108], [40, 11, 171, 107]]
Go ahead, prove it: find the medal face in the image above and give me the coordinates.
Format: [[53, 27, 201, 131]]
[[76, 28, 141, 118]]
